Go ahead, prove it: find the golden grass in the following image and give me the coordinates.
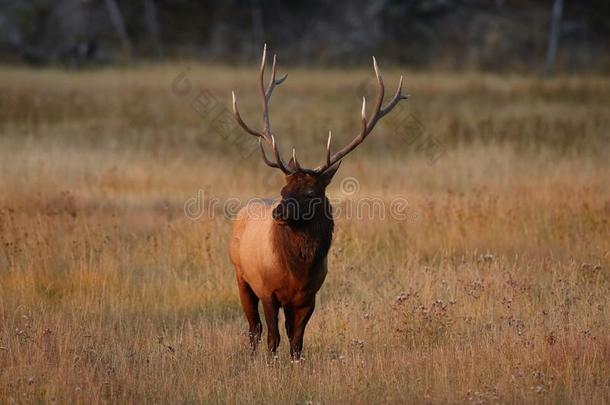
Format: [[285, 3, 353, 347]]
[[0, 65, 608, 403]]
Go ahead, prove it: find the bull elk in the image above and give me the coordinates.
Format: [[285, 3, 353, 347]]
[[229, 45, 408, 359]]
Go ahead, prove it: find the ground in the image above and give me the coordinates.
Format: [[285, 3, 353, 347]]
[[0, 65, 608, 403]]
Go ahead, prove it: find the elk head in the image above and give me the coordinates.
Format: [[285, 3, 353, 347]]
[[271, 164, 340, 225], [231, 44, 409, 224]]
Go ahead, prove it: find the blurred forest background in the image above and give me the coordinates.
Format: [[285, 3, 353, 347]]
[[0, 0, 609, 73]]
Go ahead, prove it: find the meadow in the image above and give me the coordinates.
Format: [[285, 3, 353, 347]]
[[0, 64, 608, 403]]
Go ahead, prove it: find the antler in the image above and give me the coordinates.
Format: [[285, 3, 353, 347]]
[[233, 48, 408, 175], [232, 44, 292, 174], [314, 57, 409, 173]]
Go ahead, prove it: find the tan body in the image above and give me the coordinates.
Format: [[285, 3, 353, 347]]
[[230, 202, 327, 308]]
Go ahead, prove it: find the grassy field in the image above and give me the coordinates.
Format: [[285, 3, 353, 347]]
[[0, 64, 609, 403]]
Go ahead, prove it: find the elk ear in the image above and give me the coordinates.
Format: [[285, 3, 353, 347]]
[[318, 160, 341, 187]]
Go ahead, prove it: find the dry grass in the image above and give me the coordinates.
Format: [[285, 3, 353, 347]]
[[0, 65, 609, 403]]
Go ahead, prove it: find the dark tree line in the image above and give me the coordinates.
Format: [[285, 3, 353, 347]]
[[0, 0, 608, 72]]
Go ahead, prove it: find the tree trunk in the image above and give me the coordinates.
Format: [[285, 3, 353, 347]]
[[250, 0, 264, 55], [544, 0, 563, 78], [104, 0, 132, 61], [144, 0, 162, 59]]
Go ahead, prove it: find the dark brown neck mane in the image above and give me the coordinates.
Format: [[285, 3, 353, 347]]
[[272, 199, 334, 272]]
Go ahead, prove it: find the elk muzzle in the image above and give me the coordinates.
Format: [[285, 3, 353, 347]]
[[272, 198, 299, 223]]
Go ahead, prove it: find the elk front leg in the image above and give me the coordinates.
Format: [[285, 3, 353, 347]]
[[284, 306, 295, 342], [289, 300, 315, 360], [236, 276, 262, 352], [262, 297, 281, 354]]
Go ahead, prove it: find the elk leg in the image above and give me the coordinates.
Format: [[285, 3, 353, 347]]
[[289, 300, 315, 360], [236, 276, 262, 351], [262, 297, 281, 354], [284, 306, 295, 341]]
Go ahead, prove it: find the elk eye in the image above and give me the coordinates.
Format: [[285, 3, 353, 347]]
[[305, 190, 315, 198]]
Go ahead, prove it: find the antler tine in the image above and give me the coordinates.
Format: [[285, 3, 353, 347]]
[[258, 138, 278, 168], [232, 90, 265, 138], [370, 56, 385, 125], [258, 137, 289, 172], [271, 135, 290, 174], [380, 75, 410, 117], [266, 54, 288, 99], [256, 136, 292, 174], [259, 44, 270, 134], [360, 96, 367, 138], [292, 148, 302, 170], [268, 54, 277, 96], [315, 57, 408, 173], [259, 44, 268, 101], [326, 131, 332, 168]]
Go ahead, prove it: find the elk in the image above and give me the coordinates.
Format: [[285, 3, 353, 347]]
[[229, 45, 408, 359]]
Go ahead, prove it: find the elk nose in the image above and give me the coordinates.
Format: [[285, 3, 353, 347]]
[[272, 204, 286, 221]]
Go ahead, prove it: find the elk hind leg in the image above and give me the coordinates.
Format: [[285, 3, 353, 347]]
[[236, 276, 262, 351]]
